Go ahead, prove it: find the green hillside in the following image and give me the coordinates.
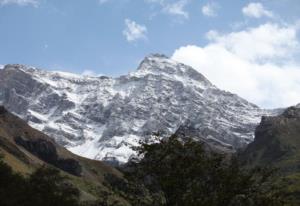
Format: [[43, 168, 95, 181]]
[[240, 106, 300, 205], [0, 106, 155, 205]]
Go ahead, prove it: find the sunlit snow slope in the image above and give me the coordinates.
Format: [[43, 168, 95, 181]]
[[0, 54, 273, 163]]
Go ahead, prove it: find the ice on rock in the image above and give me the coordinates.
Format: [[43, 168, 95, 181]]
[[0, 55, 277, 163]]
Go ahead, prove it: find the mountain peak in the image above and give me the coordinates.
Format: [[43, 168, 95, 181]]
[[146, 53, 169, 59], [0, 54, 274, 163], [138, 53, 177, 70], [135, 53, 214, 88], [3, 64, 34, 71]]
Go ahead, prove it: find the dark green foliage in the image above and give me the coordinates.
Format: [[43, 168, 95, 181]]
[[104, 173, 165, 206], [27, 166, 80, 206], [239, 107, 300, 205], [125, 136, 285, 206], [0, 155, 28, 206], [0, 155, 80, 206]]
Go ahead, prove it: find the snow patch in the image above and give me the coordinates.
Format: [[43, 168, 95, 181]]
[[0, 55, 276, 163]]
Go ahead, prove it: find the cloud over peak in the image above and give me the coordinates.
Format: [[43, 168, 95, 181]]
[[172, 23, 300, 108], [206, 23, 298, 62]]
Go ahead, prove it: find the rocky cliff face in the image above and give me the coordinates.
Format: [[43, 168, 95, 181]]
[[0, 54, 274, 163], [0, 105, 122, 180], [241, 106, 300, 172], [239, 106, 300, 204]]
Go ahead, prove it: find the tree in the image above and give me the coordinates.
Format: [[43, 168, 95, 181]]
[[27, 166, 80, 206], [0, 155, 28, 206], [125, 135, 284, 206], [0, 155, 80, 206]]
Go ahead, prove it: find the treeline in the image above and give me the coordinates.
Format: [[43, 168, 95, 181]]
[[0, 155, 80, 206], [0, 136, 293, 206], [121, 136, 288, 206]]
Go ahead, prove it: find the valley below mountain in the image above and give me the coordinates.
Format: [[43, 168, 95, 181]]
[[1, 104, 300, 205], [1, 54, 300, 204]]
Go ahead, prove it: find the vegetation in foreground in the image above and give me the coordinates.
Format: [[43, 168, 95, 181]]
[[0, 155, 80, 206], [117, 136, 288, 206], [0, 136, 297, 206]]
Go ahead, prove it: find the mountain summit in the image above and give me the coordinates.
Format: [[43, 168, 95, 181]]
[[0, 54, 274, 163]]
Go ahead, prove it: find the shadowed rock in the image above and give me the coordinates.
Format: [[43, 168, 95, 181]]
[[15, 136, 82, 176]]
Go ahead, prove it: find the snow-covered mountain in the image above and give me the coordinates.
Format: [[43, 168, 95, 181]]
[[0, 54, 274, 163]]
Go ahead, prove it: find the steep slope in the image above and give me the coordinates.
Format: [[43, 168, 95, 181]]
[[240, 106, 300, 203], [241, 105, 300, 172], [0, 106, 130, 203], [0, 54, 273, 163]]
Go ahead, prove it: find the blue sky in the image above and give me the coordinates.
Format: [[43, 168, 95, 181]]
[[0, 0, 300, 108]]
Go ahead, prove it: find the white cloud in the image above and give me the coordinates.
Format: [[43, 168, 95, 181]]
[[242, 2, 273, 18], [0, 0, 39, 7], [205, 24, 298, 62], [98, 0, 109, 4], [163, 0, 189, 19], [202, 2, 219, 17], [123, 19, 147, 42], [172, 23, 300, 108], [146, 0, 189, 19]]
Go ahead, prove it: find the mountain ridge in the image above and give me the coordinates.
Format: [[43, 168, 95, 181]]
[[0, 54, 276, 163]]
